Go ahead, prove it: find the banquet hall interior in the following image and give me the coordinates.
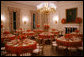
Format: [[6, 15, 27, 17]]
[[1, 1, 83, 56]]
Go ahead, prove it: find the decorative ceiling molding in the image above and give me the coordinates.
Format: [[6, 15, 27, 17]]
[[2, 1, 59, 7]]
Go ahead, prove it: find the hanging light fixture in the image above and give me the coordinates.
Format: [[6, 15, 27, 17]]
[[37, 2, 56, 32], [37, 2, 56, 14]]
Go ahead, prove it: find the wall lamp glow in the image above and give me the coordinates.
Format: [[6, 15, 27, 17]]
[[1, 15, 5, 23], [53, 15, 59, 24], [22, 17, 29, 24]]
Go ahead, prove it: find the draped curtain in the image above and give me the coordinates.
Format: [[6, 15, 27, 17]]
[[40, 13, 49, 30], [41, 14, 45, 29], [30, 10, 49, 30], [30, 10, 38, 30], [8, 7, 20, 32]]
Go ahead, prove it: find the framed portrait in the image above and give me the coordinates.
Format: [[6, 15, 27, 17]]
[[66, 8, 77, 23]]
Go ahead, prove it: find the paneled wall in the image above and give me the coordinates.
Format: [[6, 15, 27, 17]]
[[48, 1, 83, 35], [1, 1, 36, 31], [1, 1, 83, 35]]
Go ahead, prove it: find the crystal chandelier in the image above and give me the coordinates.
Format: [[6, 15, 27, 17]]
[[37, 2, 56, 14]]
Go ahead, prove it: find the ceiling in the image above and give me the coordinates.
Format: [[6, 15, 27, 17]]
[[8, 1, 61, 7]]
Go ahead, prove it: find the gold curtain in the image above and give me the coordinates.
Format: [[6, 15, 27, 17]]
[[30, 10, 49, 30], [40, 13, 49, 30], [8, 7, 20, 32], [30, 10, 38, 30]]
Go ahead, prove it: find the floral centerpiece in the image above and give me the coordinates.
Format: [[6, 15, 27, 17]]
[[44, 24, 49, 32], [51, 29, 56, 34], [27, 29, 31, 32], [52, 29, 56, 31], [3, 31, 10, 34], [16, 34, 26, 43], [75, 30, 79, 37], [65, 34, 72, 41], [19, 28, 22, 30], [75, 17, 82, 24], [75, 30, 79, 33], [18, 35, 25, 40], [36, 24, 40, 29], [61, 18, 66, 24], [18, 28, 23, 34]]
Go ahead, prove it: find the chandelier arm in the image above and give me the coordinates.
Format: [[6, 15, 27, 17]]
[[37, 2, 56, 25]]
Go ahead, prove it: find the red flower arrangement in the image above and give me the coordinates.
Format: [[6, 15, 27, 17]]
[[61, 18, 66, 24], [3, 31, 10, 34], [19, 28, 22, 30], [65, 34, 72, 39], [52, 29, 56, 31], [36, 24, 40, 28], [75, 17, 82, 24], [33, 29, 36, 32], [27, 29, 31, 32], [17, 35, 26, 40], [44, 24, 49, 29], [75, 30, 79, 33]]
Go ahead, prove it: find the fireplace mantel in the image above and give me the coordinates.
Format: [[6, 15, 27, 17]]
[[65, 25, 79, 34]]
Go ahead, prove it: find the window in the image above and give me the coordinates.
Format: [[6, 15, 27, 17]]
[[33, 14, 36, 29], [13, 12, 16, 30]]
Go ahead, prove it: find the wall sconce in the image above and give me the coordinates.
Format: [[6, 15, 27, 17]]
[[1, 15, 5, 23], [55, 21, 57, 24], [24, 21, 26, 24], [53, 15, 59, 24], [22, 16, 28, 25]]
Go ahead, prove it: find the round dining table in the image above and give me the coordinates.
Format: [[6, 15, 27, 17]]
[[1, 34, 16, 43], [5, 39, 37, 56], [16, 30, 23, 34], [23, 31, 35, 37], [38, 32, 55, 47], [51, 31, 59, 36], [39, 32, 54, 39], [56, 36, 82, 47], [33, 29, 44, 33], [3, 31, 10, 34]]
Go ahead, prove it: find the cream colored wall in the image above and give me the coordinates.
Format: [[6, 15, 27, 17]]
[[1, 1, 36, 31], [1, 1, 83, 34], [49, 1, 83, 35], [1, 3, 9, 31]]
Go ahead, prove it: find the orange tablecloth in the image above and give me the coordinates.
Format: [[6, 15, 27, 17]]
[[5, 39, 37, 55], [56, 38, 82, 47]]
